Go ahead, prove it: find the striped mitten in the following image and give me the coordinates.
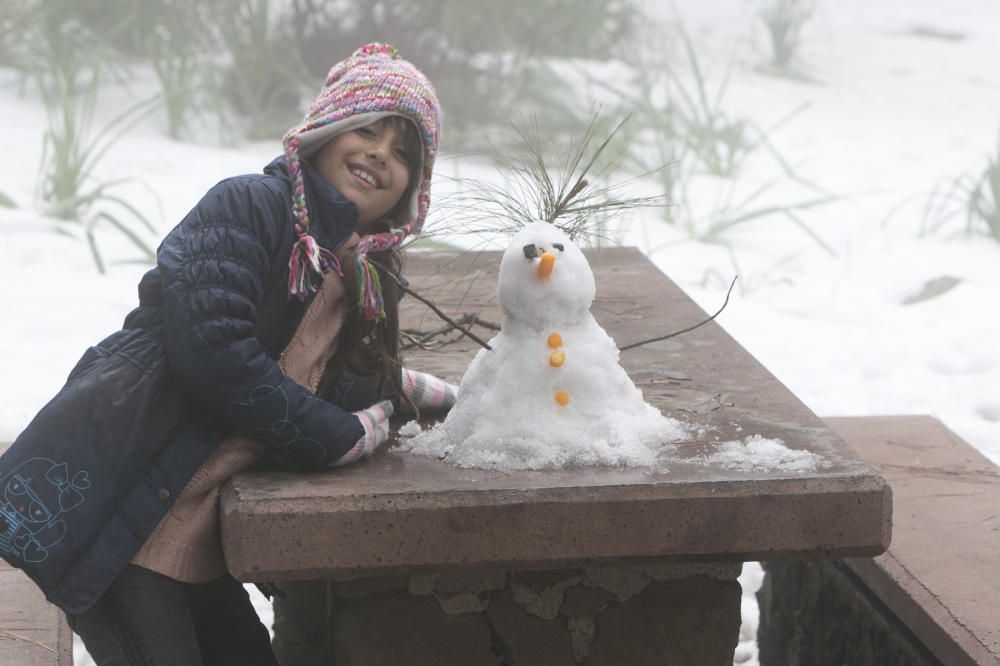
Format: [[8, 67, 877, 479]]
[[332, 400, 394, 467], [401, 368, 458, 412]]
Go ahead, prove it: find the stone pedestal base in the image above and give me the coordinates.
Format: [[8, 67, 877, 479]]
[[756, 560, 938, 666], [272, 562, 741, 666]]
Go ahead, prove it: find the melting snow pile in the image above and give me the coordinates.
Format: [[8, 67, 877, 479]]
[[407, 221, 686, 470], [695, 435, 826, 472]]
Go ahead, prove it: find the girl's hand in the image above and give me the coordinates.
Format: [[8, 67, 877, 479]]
[[332, 400, 394, 467], [401, 369, 459, 411]]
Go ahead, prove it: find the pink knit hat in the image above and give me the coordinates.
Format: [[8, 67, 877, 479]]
[[282, 43, 441, 319]]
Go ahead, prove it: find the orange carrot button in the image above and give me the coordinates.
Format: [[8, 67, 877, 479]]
[[554, 390, 569, 406], [549, 351, 565, 367], [547, 332, 562, 349], [537, 252, 555, 278]]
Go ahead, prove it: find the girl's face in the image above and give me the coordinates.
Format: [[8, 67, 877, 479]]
[[313, 118, 415, 231]]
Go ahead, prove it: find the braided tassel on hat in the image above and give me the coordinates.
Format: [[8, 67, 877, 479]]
[[286, 135, 343, 299], [355, 255, 384, 321], [353, 231, 402, 320], [289, 233, 343, 299]]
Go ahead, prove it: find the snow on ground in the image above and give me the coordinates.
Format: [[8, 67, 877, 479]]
[[1, 1, 998, 665]]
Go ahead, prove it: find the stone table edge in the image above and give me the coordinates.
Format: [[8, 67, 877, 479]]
[[222, 472, 890, 582]]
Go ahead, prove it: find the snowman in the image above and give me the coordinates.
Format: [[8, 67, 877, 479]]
[[408, 221, 686, 470]]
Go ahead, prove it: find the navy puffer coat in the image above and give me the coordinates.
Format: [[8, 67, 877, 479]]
[[0, 157, 378, 613]]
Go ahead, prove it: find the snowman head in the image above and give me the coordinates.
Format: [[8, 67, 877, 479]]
[[498, 221, 596, 327]]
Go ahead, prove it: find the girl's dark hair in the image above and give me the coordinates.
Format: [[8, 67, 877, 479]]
[[322, 247, 411, 413], [319, 116, 422, 412]]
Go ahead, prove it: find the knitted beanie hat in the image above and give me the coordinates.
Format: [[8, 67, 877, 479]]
[[282, 43, 441, 319]]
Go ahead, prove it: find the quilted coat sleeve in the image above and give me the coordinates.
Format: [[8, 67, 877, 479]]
[[156, 176, 364, 469]]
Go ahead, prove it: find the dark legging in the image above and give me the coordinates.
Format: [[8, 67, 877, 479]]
[[66, 564, 278, 666]]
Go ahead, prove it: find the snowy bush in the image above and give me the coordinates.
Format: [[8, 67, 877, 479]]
[[213, 0, 310, 141], [918, 137, 1000, 246], [591, 16, 836, 261], [965, 144, 1000, 243], [756, 0, 816, 76], [13, 4, 158, 272]]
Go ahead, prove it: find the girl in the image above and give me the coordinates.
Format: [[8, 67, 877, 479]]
[[0, 43, 455, 665]]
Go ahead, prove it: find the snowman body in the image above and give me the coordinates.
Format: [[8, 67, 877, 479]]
[[409, 221, 684, 469]]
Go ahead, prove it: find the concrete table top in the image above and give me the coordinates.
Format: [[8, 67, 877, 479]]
[[222, 248, 891, 582]]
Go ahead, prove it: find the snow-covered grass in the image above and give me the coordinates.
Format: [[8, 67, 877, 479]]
[[2, 1, 998, 665]]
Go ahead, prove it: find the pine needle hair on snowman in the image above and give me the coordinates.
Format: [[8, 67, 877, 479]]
[[407, 117, 688, 470]]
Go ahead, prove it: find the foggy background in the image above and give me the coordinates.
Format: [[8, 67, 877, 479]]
[[2, 2, 999, 665]]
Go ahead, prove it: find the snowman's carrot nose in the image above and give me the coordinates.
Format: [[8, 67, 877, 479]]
[[537, 252, 556, 278]]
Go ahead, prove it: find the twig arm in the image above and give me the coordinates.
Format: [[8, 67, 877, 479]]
[[370, 259, 494, 351], [398, 284, 494, 350], [619, 276, 738, 352]]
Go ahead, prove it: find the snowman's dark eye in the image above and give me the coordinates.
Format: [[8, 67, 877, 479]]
[[552, 243, 564, 251], [522, 244, 539, 259]]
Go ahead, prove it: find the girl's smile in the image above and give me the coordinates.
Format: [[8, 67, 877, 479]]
[[348, 163, 381, 189], [313, 119, 414, 230]]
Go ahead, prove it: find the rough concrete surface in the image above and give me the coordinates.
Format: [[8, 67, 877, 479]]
[[0, 560, 73, 666], [273, 562, 742, 665], [585, 576, 741, 666], [757, 559, 939, 666], [827, 415, 1000, 666]]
